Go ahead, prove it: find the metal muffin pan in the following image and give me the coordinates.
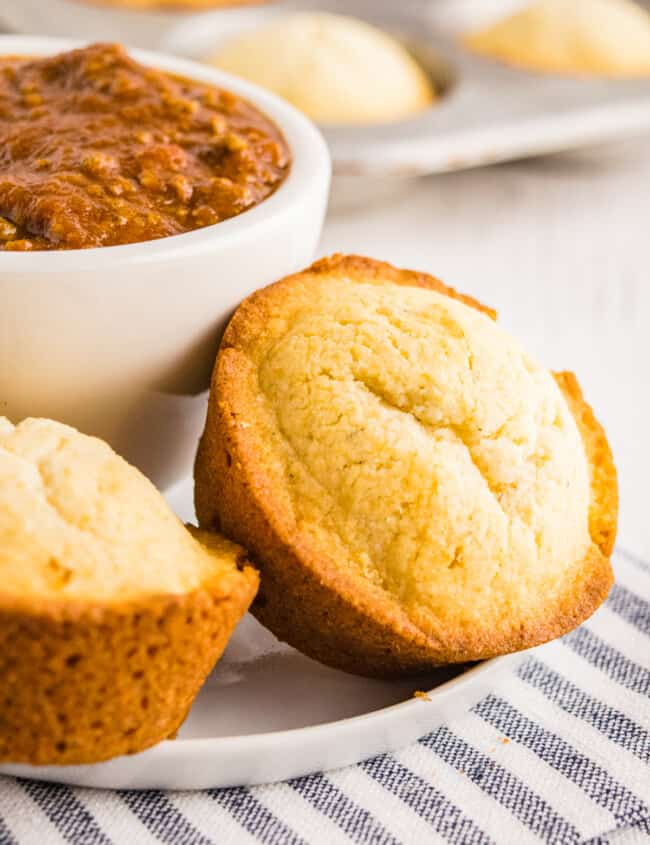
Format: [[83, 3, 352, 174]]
[[328, 32, 650, 178], [165, 0, 650, 184]]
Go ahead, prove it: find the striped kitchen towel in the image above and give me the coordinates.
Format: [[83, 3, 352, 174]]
[[0, 547, 648, 845]]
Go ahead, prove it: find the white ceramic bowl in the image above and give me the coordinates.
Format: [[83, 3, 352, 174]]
[[0, 35, 330, 489]]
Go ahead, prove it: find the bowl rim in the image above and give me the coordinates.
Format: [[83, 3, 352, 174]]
[[0, 34, 330, 271]]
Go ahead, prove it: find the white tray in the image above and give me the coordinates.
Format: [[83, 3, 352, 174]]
[[0, 477, 522, 790]]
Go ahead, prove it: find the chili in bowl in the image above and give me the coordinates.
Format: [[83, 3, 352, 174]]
[[0, 43, 290, 251], [0, 36, 330, 489]]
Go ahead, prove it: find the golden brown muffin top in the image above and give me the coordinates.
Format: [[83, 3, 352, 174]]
[[218, 259, 596, 639], [0, 417, 248, 602]]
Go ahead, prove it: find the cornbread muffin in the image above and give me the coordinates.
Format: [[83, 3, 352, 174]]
[[464, 0, 650, 78], [212, 13, 436, 125], [86, 0, 265, 9], [0, 417, 258, 764], [195, 255, 617, 677]]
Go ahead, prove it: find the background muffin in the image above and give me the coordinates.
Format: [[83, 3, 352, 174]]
[[0, 417, 258, 764], [211, 12, 436, 125], [464, 0, 650, 78], [84, 0, 266, 9], [195, 254, 617, 677]]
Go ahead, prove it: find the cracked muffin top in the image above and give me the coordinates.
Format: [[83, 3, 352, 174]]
[[0, 416, 252, 602], [195, 254, 616, 674]]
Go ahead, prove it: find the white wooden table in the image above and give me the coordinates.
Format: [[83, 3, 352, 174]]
[[320, 138, 650, 559]]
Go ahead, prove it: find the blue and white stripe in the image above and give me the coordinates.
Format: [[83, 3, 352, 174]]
[[1, 547, 648, 845]]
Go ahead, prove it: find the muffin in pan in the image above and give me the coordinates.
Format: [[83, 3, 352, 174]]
[[0, 417, 258, 765], [211, 12, 436, 126], [464, 0, 650, 79], [195, 254, 617, 678], [82, 0, 266, 9]]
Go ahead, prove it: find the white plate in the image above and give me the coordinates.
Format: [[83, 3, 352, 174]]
[[0, 477, 522, 790]]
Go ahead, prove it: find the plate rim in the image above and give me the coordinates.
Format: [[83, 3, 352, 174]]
[[168, 652, 519, 750], [3, 651, 522, 761], [0, 647, 527, 789]]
